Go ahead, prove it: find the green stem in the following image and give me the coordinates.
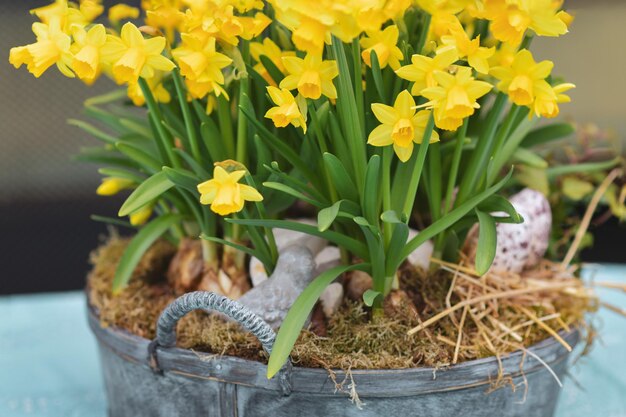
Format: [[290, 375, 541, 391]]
[[330, 36, 367, 197], [443, 118, 468, 215], [138, 77, 180, 168], [415, 13, 432, 54], [486, 105, 523, 185], [455, 93, 507, 205], [217, 95, 236, 159], [236, 41, 250, 166], [201, 239, 219, 271], [310, 105, 339, 203], [382, 147, 392, 247], [351, 38, 366, 135], [402, 113, 434, 221], [171, 69, 202, 162], [427, 142, 442, 223]]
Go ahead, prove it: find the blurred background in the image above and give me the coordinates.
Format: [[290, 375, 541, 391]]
[[1, 0, 624, 295]]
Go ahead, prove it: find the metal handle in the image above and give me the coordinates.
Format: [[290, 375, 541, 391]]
[[148, 291, 292, 395]]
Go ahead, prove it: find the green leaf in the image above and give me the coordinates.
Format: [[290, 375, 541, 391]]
[[98, 167, 144, 183], [478, 195, 523, 223], [84, 89, 126, 106], [264, 162, 329, 204], [239, 95, 318, 186], [259, 55, 285, 86], [267, 263, 367, 378], [331, 36, 366, 192], [362, 155, 381, 226], [228, 218, 369, 260], [68, 119, 117, 144], [369, 51, 386, 101], [322, 153, 359, 202], [90, 215, 135, 229], [163, 167, 200, 195], [173, 148, 210, 178], [474, 209, 497, 276], [318, 200, 344, 231], [201, 234, 274, 272], [547, 158, 621, 179], [119, 118, 152, 139], [112, 214, 183, 293], [119, 171, 174, 216], [84, 105, 129, 133], [98, 167, 146, 183], [381, 210, 410, 275], [116, 143, 162, 172], [263, 182, 324, 208], [512, 147, 548, 168], [200, 121, 228, 163], [75, 147, 137, 169], [402, 169, 514, 258], [363, 289, 382, 307], [521, 123, 575, 148], [353, 216, 385, 291]]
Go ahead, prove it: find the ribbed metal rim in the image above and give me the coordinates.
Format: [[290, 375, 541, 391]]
[[87, 302, 578, 397]]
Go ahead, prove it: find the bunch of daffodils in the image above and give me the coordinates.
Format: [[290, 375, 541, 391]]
[[11, 0, 584, 376]]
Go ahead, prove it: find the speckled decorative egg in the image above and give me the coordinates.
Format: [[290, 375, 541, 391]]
[[510, 188, 552, 268], [489, 212, 533, 273], [466, 188, 552, 274]]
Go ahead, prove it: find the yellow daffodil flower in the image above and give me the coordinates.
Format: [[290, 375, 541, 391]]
[[480, 0, 569, 45], [421, 66, 492, 131], [96, 177, 134, 195], [79, 0, 104, 22], [531, 82, 575, 118], [9, 16, 74, 78], [108, 4, 140, 24], [238, 12, 272, 41], [368, 90, 440, 162], [395, 47, 458, 96], [250, 38, 295, 86], [490, 49, 553, 106], [440, 24, 494, 74], [197, 166, 263, 216], [360, 25, 404, 70], [144, 0, 185, 42], [172, 33, 232, 87], [290, 16, 328, 55], [280, 54, 338, 100], [129, 204, 153, 225], [31, 0, 93, 31], [185, 78, 229, 101], [231, 0, 264, 13], [488, 41, 517, 69], [416, 0, 473, 16], [264, 86, 308, 133], [100, 22, 176, 84], [71, 24, 107, 83]]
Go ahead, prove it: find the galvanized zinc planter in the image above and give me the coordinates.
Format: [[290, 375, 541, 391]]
[[88, 291, 579, 417]]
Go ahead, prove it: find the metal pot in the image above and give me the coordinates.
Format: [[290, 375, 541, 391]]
[[88, 291, 578, 417]]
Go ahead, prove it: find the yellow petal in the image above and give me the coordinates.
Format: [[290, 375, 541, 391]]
[[393, 143, 413, 162], [230, 170, 246, 182], [282, 56, 305, 75], [240, 184, 263, 201], [371, 103, 397, 125], [121, 22, 144, 47], [367, 124, 394, 146], [393, 90, 416, 119]]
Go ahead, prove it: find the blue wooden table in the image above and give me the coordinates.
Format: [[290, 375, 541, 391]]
[[1, 264, 624, 416]]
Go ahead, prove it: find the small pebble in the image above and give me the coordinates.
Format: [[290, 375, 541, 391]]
[[320, 282, 344, 318]]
